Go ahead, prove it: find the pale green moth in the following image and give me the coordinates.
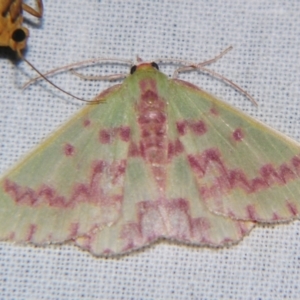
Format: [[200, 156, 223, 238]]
[[0, 60, 300, 256]]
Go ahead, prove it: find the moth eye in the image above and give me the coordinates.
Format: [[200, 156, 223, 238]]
[[130, 65, 137, 74], [151, 62, 159, 70], [12, 28, 27, 42]]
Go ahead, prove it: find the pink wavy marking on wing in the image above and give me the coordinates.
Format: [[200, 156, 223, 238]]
[[83, 119, 91, 127], [176, 121, 187, 135], [210, 107, 219, 116], [176, 120, 207, 136], [232, 128, 244, 142], [190, 217, 211, 243], [27, 224, 37, 242], [128, 142, 140, 157], [129, 138, 184, 160], [3, 159, 126, 209], [188, 148, 227, 178], [116, 197, 248, 253], [69, 222, 80, 238], [189, 148, 300, 197], [99, 129, 111, 144], [167, 139, 184, 159], [246, 204, 258, 220], [190, 120, 207, 135], [286, 201, 298, 216], [237, 221, 252, 236], [102, 248, 114, 255], [77, 195, 252, 254], [99, 126, 131, 144], [272, 213, 281, 221], [64, 143, 75, 156], [119, 126, 131, 142]]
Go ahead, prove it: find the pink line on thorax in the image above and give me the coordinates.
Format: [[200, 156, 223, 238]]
[[137, 79, 168, 191]]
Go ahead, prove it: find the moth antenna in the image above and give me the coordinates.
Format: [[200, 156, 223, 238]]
[[196, 65, 257, 106], [174, 63, 258, 106], [136, 56, 143, 63], [198, 45, 233, 67], [70, 69, 128, 81], [159, 46, 257, 106], [19, 51, 98, 103], [23, 58, 133, 89], [154, 46, 233, 67]]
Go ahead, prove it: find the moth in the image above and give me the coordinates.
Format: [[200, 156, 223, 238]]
[[0, 57, 299, 256]]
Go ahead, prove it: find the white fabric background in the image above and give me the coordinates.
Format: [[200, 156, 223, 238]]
[[0, 0, 300, 299]]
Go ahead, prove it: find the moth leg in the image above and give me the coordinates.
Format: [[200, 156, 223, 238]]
[[22, 0, 43, 18]]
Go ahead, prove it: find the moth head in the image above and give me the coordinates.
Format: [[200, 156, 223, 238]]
[[130, 62, 159, 74]]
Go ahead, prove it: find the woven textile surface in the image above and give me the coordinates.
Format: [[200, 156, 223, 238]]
[[0, 1, 299, 299]]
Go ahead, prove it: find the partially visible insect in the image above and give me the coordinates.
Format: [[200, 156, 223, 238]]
[[0, 0, 94, 102], [0, 0, 43, 55]]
